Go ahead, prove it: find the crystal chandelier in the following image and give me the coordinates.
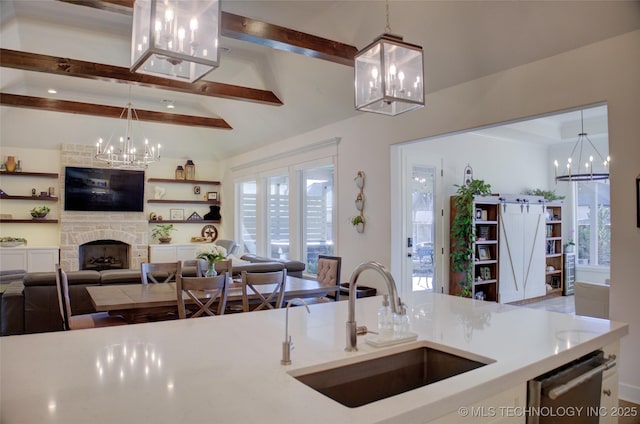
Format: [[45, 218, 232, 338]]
[[354, 0, 424, 116], [131, 0, 221, 83], [95, 98, 160, 169], [554, 110, 610, 182]]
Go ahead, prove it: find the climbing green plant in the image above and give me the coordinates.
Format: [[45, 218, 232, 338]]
[[451, 179, 492, 297], [523, 188, 565, 202]]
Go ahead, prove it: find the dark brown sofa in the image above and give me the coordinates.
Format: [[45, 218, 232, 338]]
[[2, 269, 141, 336]]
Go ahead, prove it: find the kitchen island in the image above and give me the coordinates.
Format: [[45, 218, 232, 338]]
[[0, 292, 628, 423]]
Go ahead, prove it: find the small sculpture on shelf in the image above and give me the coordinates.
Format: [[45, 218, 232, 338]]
[[154, 186, 166, 199], [4, 156, 17, 173], [204, 205, 221, 221]]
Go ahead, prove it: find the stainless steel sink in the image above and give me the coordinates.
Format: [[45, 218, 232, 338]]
[[290, 343, 492, 408]]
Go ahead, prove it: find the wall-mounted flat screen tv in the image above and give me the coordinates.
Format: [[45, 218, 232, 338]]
[[64, 166, 145, 212]]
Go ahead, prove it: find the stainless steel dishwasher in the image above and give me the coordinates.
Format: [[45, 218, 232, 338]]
[[527, 350, 617, 424]]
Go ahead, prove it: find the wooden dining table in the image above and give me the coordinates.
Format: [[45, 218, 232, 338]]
[[86, 275, 338, 322]]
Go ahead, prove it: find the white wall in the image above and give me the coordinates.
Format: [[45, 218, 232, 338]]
[[402, 132, 550, 198], [225, 31, 640, 402]]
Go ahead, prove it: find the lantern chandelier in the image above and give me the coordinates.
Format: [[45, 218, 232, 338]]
[[131, 0, 221, 83], [354, 0, 425, 116], [554, 110, 610, 182], [95, 93, 160, 169]]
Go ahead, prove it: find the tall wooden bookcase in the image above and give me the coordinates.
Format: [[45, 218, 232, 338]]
[[449, 196, 500, 302], [544, 202, 564, 295]]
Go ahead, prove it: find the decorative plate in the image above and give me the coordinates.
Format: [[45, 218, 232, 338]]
[[201, 224, 218, 241]]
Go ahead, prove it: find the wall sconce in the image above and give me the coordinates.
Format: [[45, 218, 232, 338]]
[[352, 171, 366, 233]]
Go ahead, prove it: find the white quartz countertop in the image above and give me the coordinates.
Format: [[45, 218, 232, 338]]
[[0, 293, 628, 423]]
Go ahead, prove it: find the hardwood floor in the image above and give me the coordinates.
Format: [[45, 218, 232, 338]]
[[619, 400, 640, 424]]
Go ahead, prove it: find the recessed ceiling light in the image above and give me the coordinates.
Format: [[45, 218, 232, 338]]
[[162, 100, 175, 109], [47, 89, 57, 94]]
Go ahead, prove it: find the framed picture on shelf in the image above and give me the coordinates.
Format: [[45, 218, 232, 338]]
[[479, 266, 491, 280], [170, 209, 184, 221], [207, 191, 218, 201], [478, 246, 491, 260], [475, 208, 483, 220]]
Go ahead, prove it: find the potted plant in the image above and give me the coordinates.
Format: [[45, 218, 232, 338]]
[[0, 236, 27, 247], [30, 205, 50, 219], [151, 224, 176, 244], [523, 188, 565, 202], [350, 215, 365, 233], [450, 179, 492, 297]]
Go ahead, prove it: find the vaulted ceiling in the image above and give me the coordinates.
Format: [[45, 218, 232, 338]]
[[1, 1, 639, 160]]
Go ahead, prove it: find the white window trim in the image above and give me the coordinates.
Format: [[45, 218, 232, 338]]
[[232, 139, 339, 262]]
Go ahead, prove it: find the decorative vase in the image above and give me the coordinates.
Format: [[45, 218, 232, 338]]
[[185, 160, 195, 180], [159, 237, 172, 244], [206, 262, 218, 277], [356, 222, 365, 233], [355, 193, 364, 211], [355, 171, 365, 189], [175, 166, 185, 180], [31, 212, 48, 219], [4, 156, 17, 173]]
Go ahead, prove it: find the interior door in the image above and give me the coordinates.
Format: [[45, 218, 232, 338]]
[[499, 202, 546, 303], [391, 145, 443, 301], [499, 205, 526, 303], [408, 165, 437, 293], [522, 206, 546, 299]]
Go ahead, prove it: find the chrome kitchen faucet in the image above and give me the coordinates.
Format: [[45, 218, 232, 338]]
[[345, 261, 401, 352]]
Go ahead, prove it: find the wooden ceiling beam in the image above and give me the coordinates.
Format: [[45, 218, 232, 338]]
[[0, 93, 232, 129], [57, 0, 358, 66], [221, 12, 356, 67], [0, 49, 282, 106]]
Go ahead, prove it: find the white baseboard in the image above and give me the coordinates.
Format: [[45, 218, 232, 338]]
[[619, 381, 640, 404]]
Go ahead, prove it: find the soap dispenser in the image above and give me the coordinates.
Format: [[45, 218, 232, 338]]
[[393, 302, 410, 337], [377, 294, 394, 338]]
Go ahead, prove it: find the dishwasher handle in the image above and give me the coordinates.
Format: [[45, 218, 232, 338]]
[[547, 355, 616, 400]]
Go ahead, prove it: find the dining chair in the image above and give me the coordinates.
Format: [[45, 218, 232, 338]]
[[214, 258, 232, 275], [241, 270, 286, 312], [177, 268, 230, 319], [140, 262, 179, 284], [289, 255, 341, 307], [55, 264, 127, 331], [316, 255, 342, 302], [183, 259, 208, 277], [139, 261, 182, 320]]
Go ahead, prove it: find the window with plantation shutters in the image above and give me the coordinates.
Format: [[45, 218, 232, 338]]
[[238, 181, 257, 254], [233, 156, 335, 271]]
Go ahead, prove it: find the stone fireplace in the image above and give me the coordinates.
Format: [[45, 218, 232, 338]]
[[58, 144, 149, 271], [80, 240, 130, 270]]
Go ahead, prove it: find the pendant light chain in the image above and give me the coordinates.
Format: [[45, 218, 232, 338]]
[[385, 0, 392, 33]]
